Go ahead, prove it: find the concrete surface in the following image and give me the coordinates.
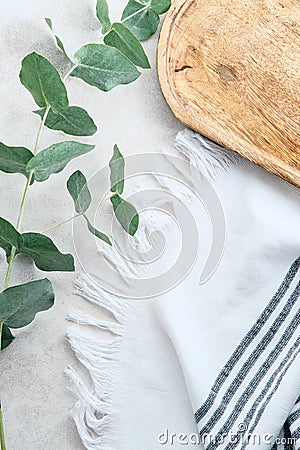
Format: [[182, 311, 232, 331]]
[[0, 1, 182, 448]]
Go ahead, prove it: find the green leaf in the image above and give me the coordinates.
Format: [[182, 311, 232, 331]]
[[0, 143, 34, 180], [96, 0, 111, 34], [104, 23, 150, 69], [121, 0, 159, 41], [1, 324, 15, 350], [16, 233, 74, 272], [139, 0, 171, 14], [0, 239, 12, 261], [110, 194, 139, 236], [20, 52, 69, 113], [72, 44, 140, 92], [84, 215, 112, 246], [0, 279, 54, 329], [0, 217, 22, 256], [109, 144, 125, 195], [34, 106, 97, 137], [26, 141, 95, 182], [45, 17, 71, 61], [67, 171, 91, 214]]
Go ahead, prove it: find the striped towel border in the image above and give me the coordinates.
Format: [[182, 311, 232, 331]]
[[194, 257, 300, 449]]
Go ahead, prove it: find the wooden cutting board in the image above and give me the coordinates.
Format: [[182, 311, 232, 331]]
[[157, 0, 300, 188]]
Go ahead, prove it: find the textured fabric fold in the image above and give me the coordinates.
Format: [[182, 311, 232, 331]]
[[67, 129, 300, 450]]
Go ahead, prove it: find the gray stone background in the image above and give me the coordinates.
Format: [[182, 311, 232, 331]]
[[0, 1, 181, 448]]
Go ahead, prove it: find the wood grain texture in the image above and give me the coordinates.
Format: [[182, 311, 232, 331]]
[[157, 0, 300, 187]]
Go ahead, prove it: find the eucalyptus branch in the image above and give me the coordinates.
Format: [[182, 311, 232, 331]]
[[0, 0, 171, 447]]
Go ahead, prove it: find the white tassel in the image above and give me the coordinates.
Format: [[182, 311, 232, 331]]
[[74, 273, 129, 323], [66, 328, 122, 449], [67, 274, 128, 450], [174, 128, 239, 183], [67, 310, 122, 336]]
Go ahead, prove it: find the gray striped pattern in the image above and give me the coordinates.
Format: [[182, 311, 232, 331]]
[[200, 286, 300, 439], [287, 395, 300, 449], [204, 321, 300, 450], [283, 422, 294, 450], [194, 257, 300, 449], [220, 338, 300, 450], [270, 395, 300, 450], [195, 257, 300, 423], [240, 353, 299, 450]]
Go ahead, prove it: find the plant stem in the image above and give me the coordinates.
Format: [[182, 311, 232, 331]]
[[0, 401, 6, 450], [63, 64, 77, 82], [121, 5, 149, 23], [42, 214, 82, 233], [4, 104, 50, 289], [0, 322, 5, 450], [102, 5, 150, 39], [0, 62, 77, 449]]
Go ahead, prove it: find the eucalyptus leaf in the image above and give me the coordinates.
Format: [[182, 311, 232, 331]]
[[34, 106, 97, 137], [16, 233, 75, 272], [0, 278, 54, 329], [109, 144, 125, 195], [121, 0, 159, 41], [0, 239, 12, 261], [84, 215, 112, 245], [1, 324, 15, 351], [104, 23, 150, 69], [20, 52, 68, 113], [139, 0, 171, 14], [45, 17, 71, 61], [96, 0, 111, 34], [26, 141, 95, 182], [67, 170, 91, 214], [72, 44, 140, 92], [110, 194, 139, 236], [0, 143, 34, 180], [0, 217, 22, 253]]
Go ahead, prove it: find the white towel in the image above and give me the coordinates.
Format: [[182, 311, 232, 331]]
[[67, 129, 300, 450]]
